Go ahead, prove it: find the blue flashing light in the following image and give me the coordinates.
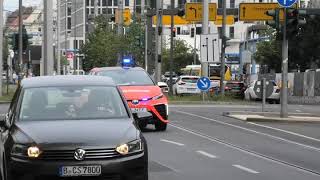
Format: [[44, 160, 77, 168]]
[[121, 56, 135, 68], [123, 59, 131, 64]]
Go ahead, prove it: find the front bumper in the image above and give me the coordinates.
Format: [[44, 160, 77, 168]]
[[127, 100, 169, 124], [9, 152, 147, 179]]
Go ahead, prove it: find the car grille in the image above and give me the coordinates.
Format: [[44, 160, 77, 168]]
[[40, 148, 120, 161], [154, 104, 167, 120]]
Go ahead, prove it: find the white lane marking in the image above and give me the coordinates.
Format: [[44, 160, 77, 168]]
[[196, 150, 218, 159], [169, 124, 320, 176], [233, 165, 259, 174], [160, 139, 185, 146], [296, 110, 302, 112], [175, 110, 320, 152], [248, 122, 320, 143]]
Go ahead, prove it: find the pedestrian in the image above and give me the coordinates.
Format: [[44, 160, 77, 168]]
[[12, 73, 17, 84]]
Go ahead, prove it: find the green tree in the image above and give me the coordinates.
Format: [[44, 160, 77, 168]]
[[254, 17, 320, 72], [162, 40, 195, 74], [81, 15, 146, 71]]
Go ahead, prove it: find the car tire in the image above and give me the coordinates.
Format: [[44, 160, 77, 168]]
[[155, 121, 167, 131], [275, 100, 280, 104]]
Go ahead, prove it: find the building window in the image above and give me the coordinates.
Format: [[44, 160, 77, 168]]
[[91, 8, 94, 14], [218, 27, 222, 38], [67, 6, 71, 16], [108, 8, 112, 14], [108, 0, 112, 6], [102, 8, 107, 14], [114, 0, 118, 6], [218, 0, 222, 8], [196, 27, 202, 35], [79, 40, 84, 48], [91, 0, 94, 6], [125, 0, 129, 6], [86, 0, 90, 6], [229, 27, 234, 39], [102, 0, 107, 6], [74, 40, 78, 49], [230, 0, 235, 8], [67, 17, 71, 30]]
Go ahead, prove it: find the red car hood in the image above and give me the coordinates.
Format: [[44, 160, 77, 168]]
[[119, 86, 162, 100]]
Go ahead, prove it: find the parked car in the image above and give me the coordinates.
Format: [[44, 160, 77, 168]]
[[244, 80, 280, 104], [224, 81, 246, 98], [173, 76, 201, 95], [162, 72, 178, 82]]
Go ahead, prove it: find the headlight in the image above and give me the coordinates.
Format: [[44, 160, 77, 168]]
[[11, 145, 41, 158], [27, 146, 41, 158], [116, 139, 143, 155], [153, 93, 164, 100]]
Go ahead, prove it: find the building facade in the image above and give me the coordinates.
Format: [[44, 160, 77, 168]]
[[308, 0, 320, 8]]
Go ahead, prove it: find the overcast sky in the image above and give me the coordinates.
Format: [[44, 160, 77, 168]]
[[4, 0, 41, 11]]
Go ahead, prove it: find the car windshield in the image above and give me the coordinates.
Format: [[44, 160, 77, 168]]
[[98, 70, 154, 86], [19, 86, 129, 121], [182, 77, 199, 83]]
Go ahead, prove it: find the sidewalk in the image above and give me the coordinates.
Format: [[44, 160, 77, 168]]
[[224, 111, 320, 123]]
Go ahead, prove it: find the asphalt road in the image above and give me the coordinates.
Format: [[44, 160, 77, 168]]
[[1, 103, 320, 180]]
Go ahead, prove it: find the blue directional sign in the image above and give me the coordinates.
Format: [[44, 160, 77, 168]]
[[277, 0, 297, 8], [197, 77, 211, 91]]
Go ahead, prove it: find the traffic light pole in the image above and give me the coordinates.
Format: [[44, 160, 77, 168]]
[[220, 0, 227, 96], [43, 0, 54, 75], [0, 0, 3, 96], [169, 0, 174, 95], [19, 0, 23, 78], [281, 8, 288, 118], [155, 0, 163, 83]]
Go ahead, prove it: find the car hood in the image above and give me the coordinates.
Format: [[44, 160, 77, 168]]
[[119, 86, 162, 100], [13, 119, 138, 149]]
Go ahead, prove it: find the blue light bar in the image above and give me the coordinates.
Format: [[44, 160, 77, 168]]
[[123, 59, 131, 64]]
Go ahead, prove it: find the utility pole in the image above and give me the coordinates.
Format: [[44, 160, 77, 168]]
[[202, 0, 209, 77], [193, 23, 197, 65], [43, 0, 54, 75], [19, 0, 23, 77], [169, 0, 174, 95], [0, 0, 3, 96], [220, 0, 227, 95], [281, 8, 288, 118], [57, 0, 61, 75], [118, 0, 124, 62], [155, 0, 163, 83], [141, 0, 148, 71]]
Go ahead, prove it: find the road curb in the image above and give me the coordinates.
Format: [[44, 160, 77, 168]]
[[0, 101, 10, 104], [226, 114, 320, 123]]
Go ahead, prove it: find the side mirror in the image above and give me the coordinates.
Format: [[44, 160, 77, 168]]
[[133, 112, 153, 121], [0, 114, 7, 128]]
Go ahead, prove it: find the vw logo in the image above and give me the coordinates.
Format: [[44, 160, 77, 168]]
[[132, 100, 139, 105], [74, 148, 86, 161]]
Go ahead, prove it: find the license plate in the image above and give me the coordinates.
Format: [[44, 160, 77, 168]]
[[187, 88, 196, 91], [59, 165, 101, 177], [131, 108, 147, 113]]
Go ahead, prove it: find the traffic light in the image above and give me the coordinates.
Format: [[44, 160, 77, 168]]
[[172, 28, 176, 37], [177, 9, 185, 17], [286, 8, 307, 39], [265, 9, 280, 30]]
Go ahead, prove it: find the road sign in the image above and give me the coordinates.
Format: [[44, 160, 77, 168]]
[[66, 52, 74, 61], [239, 3, 291, 21], [115, 8, 131, 25], [200, 34, 219, 63], [185, 3, 217, 22], [254, 80, 274, 99], [197, 77, 211, 91], [153, 15, 189, 25], [214, 15, 235, 25], [277, 0, 297, 8]]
